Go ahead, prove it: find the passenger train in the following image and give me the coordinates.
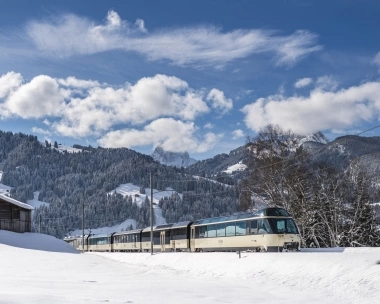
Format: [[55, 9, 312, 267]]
[[64, 207, 301, 253]]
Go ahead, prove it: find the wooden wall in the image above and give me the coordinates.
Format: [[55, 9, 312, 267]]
[[0, 200, 32, 233]]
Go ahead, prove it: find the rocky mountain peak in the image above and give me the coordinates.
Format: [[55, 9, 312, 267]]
[[152, 146, 197, 168]]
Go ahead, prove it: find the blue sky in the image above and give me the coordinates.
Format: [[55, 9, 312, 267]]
[[0, 0, 380, 159]]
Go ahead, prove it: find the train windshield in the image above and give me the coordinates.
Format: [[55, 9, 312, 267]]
[[269, 218, 299, 234]]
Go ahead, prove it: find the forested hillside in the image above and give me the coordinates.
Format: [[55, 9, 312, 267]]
[[240, 125, 380, 247], [0, 131, 238, 238]]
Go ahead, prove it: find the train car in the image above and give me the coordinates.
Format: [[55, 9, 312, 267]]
[[141, 224, 174, 252], [169, 221, 191, 252], [88, 233, 113, 252], [63, 235, 90, 251], [112, 229, 142, 252], [189, 207, 300, 252]]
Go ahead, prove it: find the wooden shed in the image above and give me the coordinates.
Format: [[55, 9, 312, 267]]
[[0, 194, 33, 233]]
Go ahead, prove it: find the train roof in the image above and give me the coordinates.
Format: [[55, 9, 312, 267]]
[[171, 221, 191, 228], [88, 233, 113, 238], [113, 229, 143, 236], [191, 207, 290, 225]]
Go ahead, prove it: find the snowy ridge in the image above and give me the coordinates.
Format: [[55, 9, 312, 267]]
[[299, 131, 329, 145]]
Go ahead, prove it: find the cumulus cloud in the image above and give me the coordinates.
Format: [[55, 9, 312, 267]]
[[294, 77, 312, 88], [204, 123, 214, 129], [0, 72, 23, 99], [26, 10, 321, 67], [232, 129, 244, 139], [98, 118, 222, 153], [0, 72, 228, 153], [4, 75, 66, 119], [206, 88, 233, 114], [242, 81, 380, 134]]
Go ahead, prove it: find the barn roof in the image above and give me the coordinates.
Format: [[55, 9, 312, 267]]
[[0, 194, 34, 210]]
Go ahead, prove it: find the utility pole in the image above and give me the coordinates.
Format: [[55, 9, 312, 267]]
[[39, 214, 41, 233], [82, 200, 85, 253], [150, 173, 154, 255]]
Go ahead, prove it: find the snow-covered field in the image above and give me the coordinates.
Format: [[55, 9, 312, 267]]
[[27, 191, 50, 209], [223, 162, 247, 174], [1, 231, 379, 304]]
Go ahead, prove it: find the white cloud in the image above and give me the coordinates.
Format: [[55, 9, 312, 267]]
[[31, 127, 51, 135], [26, 10, 321, 67], [242, 81, 380, 134], [316, 75, 338, 91], [57, 76, 101, 89], [0, 72, 227, 153], [206, 88, 233, 114], [98, 118, 222, 153], [294, 77, 312, 88], [0, 72, 23, 99], [4, 75, 66, 119], [135, 19, 147, 33], [204, 123, 214, 129], [373, 51, 380, 70], [232, 129, 244, 139]]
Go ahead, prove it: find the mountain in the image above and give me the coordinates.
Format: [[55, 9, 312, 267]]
[[152, 146, 197, 168], [299, 131, 329, 145], [0, 131, 238, 238], [186, 145, 248, 180]]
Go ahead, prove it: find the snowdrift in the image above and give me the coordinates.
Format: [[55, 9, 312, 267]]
[[0, 230, 78, 253]]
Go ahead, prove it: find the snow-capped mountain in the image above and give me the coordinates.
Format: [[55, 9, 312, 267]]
[[299, 131, 329, 145], [152, 146, 197, 168]]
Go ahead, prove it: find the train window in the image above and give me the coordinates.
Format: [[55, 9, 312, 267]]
[[258, 219, 273, 234], [250, 220, 258, 234], [200, 226, 207, 238], [172, 228, 187, 240], [142, 232, 150, 242], [266, 208, 290, 217], [226, 222, 236, 236], [207, 225, 216, 237], [153, 231, 160, 245], [235, 221, 246, 235], [269, 218, 298, 234], [216, 223, 225, 237]]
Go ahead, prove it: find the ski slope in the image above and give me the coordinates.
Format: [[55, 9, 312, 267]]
[[0, 231, 379, 303]]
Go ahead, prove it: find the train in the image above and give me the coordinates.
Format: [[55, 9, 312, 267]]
[[64, 207, 301, 253]]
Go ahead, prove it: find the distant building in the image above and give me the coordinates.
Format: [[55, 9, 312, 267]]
[[0, 194, 33, 233]]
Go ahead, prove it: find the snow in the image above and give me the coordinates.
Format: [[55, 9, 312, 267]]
[[0, 193, 34, 210], [54, 144, 83, 153], [27, 191, 50, 209], [0, 182, 11, 194], [0, 230, 77, 253], [111, 183, 175, 225], [1, 231, 379, 303], [223, 161, 247, 174]]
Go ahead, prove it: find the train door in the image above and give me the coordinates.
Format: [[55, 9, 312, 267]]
[[190, 227, 195, 252], [160, 231, 165, 252]]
